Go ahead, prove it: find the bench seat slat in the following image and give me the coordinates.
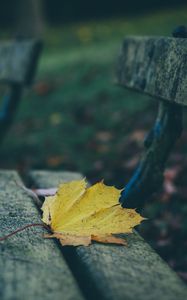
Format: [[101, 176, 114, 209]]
[[0, 40, 41, 85], [30, 170, 187, 300], [0, 171, 84, 300], [117, 36, 187, 105]]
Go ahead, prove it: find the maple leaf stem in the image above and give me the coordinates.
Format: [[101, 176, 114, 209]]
[[0, 223, 50, 242]]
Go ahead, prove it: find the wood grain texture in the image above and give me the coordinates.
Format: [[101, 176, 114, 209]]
[[117, 36, 187, 105], [0, 40, 42, 85], [30, 170, 187, 300], [0, 171, 84, 300]]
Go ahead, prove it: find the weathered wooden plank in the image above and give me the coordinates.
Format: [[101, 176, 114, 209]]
[[30, 170, 187, 300], [117, 36, 187, 105], [0, 40, 42, 85], [0, 171, 84, 300]]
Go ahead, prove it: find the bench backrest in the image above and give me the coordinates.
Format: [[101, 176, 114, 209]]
[[0, 39, 42, 86], [117, 36, 187, 106]]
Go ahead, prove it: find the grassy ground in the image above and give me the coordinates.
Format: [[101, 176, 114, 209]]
[[0, 5, 187, 281]]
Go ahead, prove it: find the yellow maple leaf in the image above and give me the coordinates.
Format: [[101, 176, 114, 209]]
[[41, 179, 145, 246]]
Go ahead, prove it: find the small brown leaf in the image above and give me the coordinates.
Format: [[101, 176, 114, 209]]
[[91, 234, 127, 246], [44, 233, 91, 246]]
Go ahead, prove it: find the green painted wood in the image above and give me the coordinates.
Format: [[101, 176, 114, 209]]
[[30, 170, 187, 300], [0, 39, 42, 85], [117, 36, 187, 105], [0, 171, 84, 300]]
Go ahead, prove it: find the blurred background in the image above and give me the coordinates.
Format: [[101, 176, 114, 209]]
[[0, 0, 187, 282]]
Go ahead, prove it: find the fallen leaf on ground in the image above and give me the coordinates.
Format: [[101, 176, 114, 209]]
[[47, 155, 63, 167], [161, 166, 181, 201], [41, 179, 145, 246], [129, 130, 146, 143], [33, 81, 55, 96]]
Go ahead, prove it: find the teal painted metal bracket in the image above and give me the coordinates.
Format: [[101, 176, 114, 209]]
[[0, 84, 22, 144], [119, 100, 183, 208]]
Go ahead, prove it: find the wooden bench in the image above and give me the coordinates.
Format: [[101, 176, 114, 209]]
[[0, 30, 187, 299], [118, 29, 187, 208], [0, 39, 42, 144]]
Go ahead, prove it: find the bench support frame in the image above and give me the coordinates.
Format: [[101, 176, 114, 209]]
[[120, 100, 183, 208], [0, 84, 22, 143]]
